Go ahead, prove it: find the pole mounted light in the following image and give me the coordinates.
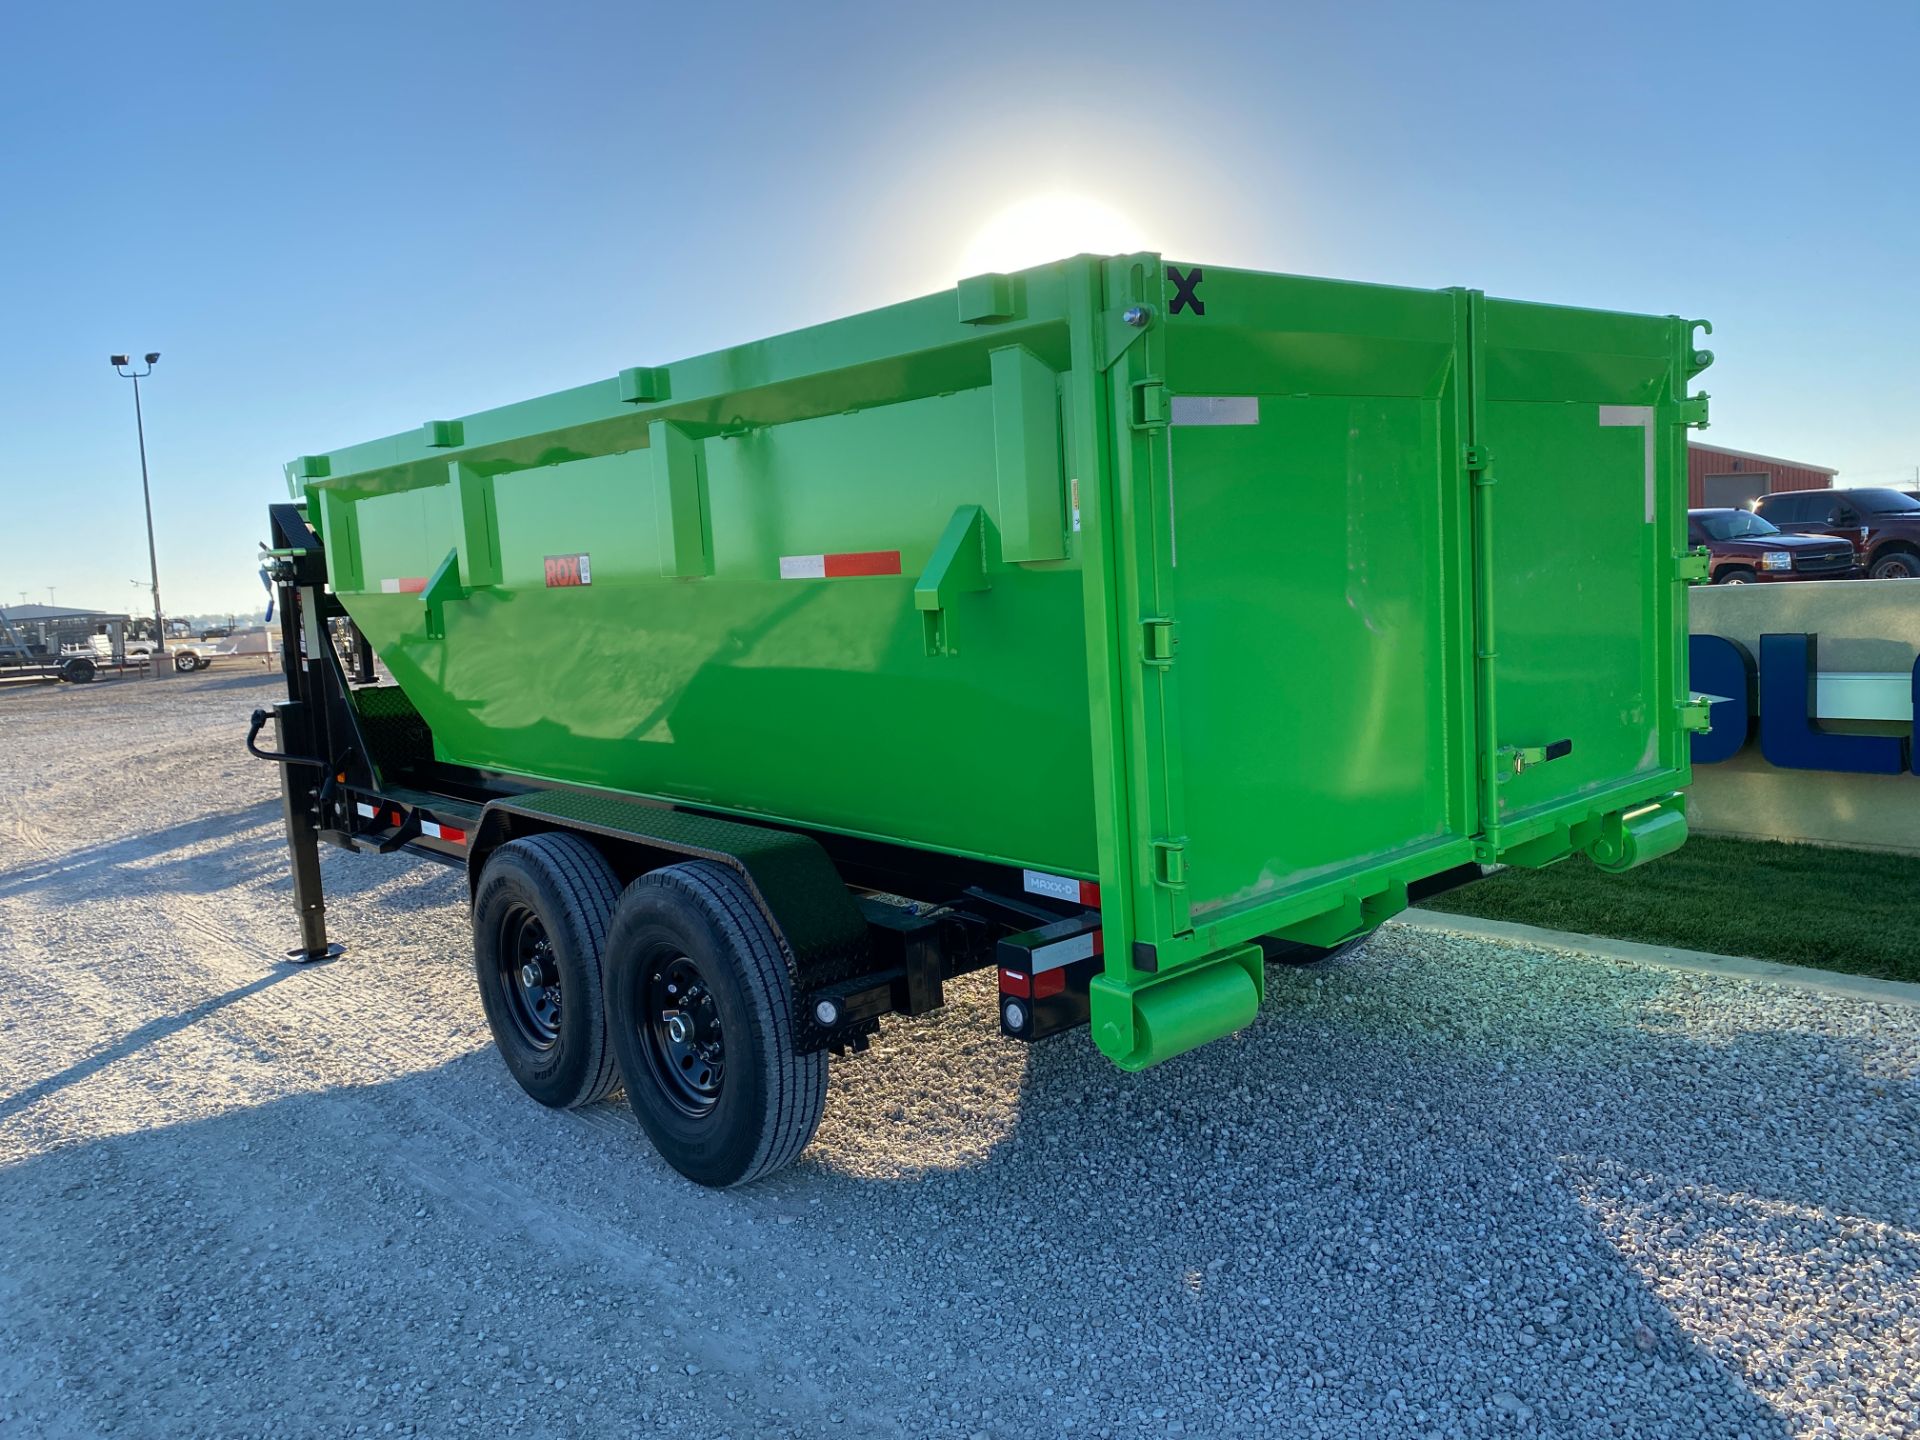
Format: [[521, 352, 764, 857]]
[[111, 351, 167, 674]]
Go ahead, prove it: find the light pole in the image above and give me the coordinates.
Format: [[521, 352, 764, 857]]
[[111, 353, 166, 674]]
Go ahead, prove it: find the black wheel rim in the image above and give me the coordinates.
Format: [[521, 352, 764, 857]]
[[497, 905, 561, 1051], [639, 954, 724, 1116]]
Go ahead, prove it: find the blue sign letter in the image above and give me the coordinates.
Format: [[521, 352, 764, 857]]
[[1689, 634, 1753, 765], [1758, 633, 1906, 775]]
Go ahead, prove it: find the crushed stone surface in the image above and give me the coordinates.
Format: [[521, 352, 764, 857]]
[[1, 670, 1915, 1438]]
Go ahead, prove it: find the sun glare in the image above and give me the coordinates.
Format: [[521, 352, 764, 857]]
[[957, 193, 1153, 277]]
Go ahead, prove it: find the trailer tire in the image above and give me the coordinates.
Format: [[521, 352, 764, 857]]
[[472, 833, 623, 1110], [603, 860, 826, 1188], [59, 657, 96, 684]]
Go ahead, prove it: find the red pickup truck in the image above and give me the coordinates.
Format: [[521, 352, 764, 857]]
[[1687, 508, 1859, 584], [1752, 488, 1920, 579]]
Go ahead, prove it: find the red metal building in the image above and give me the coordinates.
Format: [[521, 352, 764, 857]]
[[1688, 442, 1835, 509]]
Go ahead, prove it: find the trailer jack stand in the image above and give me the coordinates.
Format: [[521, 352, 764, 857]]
[[267, 700, 345, 966], [286, 943, 346, 965]]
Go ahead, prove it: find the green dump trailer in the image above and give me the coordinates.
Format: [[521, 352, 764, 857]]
[[253, 253, 1713, 1185]]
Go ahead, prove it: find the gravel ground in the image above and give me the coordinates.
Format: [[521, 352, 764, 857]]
[[1, 668, 1917, 1440]]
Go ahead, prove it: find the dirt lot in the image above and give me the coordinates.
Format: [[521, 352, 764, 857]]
[[2, 671, 1916, 1439]]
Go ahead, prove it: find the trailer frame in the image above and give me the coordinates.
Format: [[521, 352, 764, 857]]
[[252, 500, 1314, 1057]]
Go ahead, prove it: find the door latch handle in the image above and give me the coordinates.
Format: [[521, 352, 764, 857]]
[[1497, 738, 1572, 780]]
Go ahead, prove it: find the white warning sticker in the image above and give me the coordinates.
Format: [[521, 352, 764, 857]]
[[1170, 396, 1260, 427], [1022, 870, 1080, 903]]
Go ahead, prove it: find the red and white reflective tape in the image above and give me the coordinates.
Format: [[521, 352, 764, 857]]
[[777, 550, 902, 580], [379, 577, 427, 594], [355, 802, 466, 845], [999, 924, 1102, 1000], [1030, 928, 1101, 974], [1022, 869, 1101, 908]]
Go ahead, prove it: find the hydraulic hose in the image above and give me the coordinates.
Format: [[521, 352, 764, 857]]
[[246, 708, 326, 768]]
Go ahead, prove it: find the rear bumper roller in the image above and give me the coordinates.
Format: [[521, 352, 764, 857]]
[[1091, 943, 1265, 1072], [1585, 795, 1688, 873]]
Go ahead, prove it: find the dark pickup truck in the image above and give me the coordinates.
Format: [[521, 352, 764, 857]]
[[1687, 508, 1859, 584], [1752, 488, 1920, 579]]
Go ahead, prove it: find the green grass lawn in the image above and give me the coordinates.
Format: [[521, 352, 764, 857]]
[[1421, 835, 1920, 985]]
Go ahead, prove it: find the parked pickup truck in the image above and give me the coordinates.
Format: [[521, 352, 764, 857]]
[[121, 636, 214, 673], [1753, 488, 1920, 579], [1686, 508, 1858, 584]]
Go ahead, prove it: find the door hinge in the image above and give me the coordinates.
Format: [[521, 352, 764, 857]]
[[1131, 379, 1169, 430], [1675, 393, 1710, 429], [1142, 617, 1176, 665], [1676, 547, 1711, 584], [1464, 444, 1493, 483], [1678, 695, 1713, 733], [1152, 837, 1189, 889]]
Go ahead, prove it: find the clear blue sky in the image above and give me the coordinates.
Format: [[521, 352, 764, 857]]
[[3, 0, 1915, 615]]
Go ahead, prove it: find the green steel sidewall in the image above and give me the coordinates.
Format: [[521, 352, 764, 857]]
[[338, 389, 1099, 873], [301, 253, 1698, 1043]]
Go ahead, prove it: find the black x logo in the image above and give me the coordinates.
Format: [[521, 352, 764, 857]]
[[1167, 265, 1205, 316]]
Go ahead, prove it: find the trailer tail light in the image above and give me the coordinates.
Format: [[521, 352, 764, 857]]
[[996, 911, 1102, 1042], [997, 966, 1068, 998]]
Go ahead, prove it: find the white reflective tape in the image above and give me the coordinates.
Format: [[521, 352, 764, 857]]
[[379, 578, 402, 594], [1022, 870, 1079, 902], [1032, 932, 1097, 972], [1598, 404, 1657, 524], [1171, 396, 1260, 426], [779, 554, 827, 579], [421, 820, 445, 839], [356, 802, 377, 818]]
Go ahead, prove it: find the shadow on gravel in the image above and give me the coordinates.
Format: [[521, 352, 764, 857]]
[[174, 670, 283, 695], [0, 1054, 850, 1438], [4, 859, 1912, 1436], [0, 798, 458, 914], [0, 970, 306, 1126], [0, 801, 283, 902]]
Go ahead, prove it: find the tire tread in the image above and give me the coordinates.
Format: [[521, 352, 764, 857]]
[[484, 832, 623, 1108], [637, 861, 827, 1185]]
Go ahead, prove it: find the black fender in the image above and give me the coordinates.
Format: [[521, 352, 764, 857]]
[[468, 791, 872, 1009]]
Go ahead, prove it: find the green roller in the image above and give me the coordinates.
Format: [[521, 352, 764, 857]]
[[1586, 799, 1690, 873], [1095, 945, 1264, 1072]]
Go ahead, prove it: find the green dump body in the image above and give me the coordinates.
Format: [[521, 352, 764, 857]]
[[291, 254, 1707, 1070]]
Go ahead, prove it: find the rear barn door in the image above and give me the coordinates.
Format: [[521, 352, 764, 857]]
[[1474, 298, 1687, 830], [1141, 270, 1477, 934]]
